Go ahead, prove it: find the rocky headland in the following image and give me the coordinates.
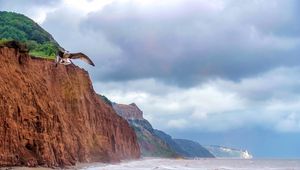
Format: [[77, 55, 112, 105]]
[[0, 44, 140, 167]]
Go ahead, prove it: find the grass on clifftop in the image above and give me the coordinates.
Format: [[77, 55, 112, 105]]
[[0, 11, 60, 59], [27, 41, 58, 59], [0, 38, 57, 59]]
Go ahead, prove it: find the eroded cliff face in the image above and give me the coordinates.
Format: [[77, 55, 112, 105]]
[[113, 103, 178, 158], [0, 46, 140, 167], [113, 103, 143, 120]]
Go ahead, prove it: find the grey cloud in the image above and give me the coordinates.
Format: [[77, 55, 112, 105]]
[[212, 67, 300, 101], [80, 0, 300, 87]]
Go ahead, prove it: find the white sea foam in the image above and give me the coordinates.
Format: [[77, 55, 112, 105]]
[[79, 158, 300, 170]]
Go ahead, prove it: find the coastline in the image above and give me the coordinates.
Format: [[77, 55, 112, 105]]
[[2, 158, 300, 170]]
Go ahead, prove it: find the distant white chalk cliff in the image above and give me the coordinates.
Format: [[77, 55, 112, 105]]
[[204, 145, 253, 159]]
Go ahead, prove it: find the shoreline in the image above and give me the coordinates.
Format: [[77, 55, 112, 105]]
[[2, 157, 300, 170]]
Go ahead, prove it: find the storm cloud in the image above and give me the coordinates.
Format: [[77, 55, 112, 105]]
[[81, 0, 300, 86]]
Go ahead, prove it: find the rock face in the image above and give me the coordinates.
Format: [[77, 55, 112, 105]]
[[113, 103, 143, 120], [112, 103, 213, 158], [112, 103, 178, 157], [0, 46, 140, 167], [204, 145, 253, 159]]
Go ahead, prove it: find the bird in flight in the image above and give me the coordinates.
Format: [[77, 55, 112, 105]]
[[55, 48, 95, 66]]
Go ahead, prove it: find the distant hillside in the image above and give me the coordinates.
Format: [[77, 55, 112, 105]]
[[204, 145, 253, 159], [0, 11, 60, 58], [173, 139, 214, 158], [113, 103, 178, 157], [153, 130, 214, 158], [100, 97, 254, 160], [111, 102, 214, 158], [153, 130, 191, 157], [129, 119, 179, 157]]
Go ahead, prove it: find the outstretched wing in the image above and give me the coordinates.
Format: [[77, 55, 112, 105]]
[[69, 52, 95, 66]]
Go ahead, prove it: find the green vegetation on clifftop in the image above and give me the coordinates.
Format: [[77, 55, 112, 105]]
[[0, 11, 60, 59]]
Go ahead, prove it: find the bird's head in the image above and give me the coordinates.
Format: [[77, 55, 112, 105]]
[[64, 50, 70, 55]]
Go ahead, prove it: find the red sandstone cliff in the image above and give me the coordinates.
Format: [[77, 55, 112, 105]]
[[0, 45, 140, 167], [113, 103, 144, 120]]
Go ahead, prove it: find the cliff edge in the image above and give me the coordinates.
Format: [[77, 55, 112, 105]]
[[113, 103, 143, 120], [0, 45, 140, 167], [113, 103, 178, 157]]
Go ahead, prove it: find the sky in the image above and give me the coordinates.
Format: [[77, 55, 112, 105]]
[[1, 0, 300, 158]]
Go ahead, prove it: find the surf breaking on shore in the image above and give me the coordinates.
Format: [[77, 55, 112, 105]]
[[80, 158, 300, 170]]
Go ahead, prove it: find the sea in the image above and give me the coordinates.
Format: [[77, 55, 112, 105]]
[[79, 158, 300, 170]]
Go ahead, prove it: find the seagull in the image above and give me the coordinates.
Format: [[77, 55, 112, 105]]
[[55, 48, 95, 66]]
